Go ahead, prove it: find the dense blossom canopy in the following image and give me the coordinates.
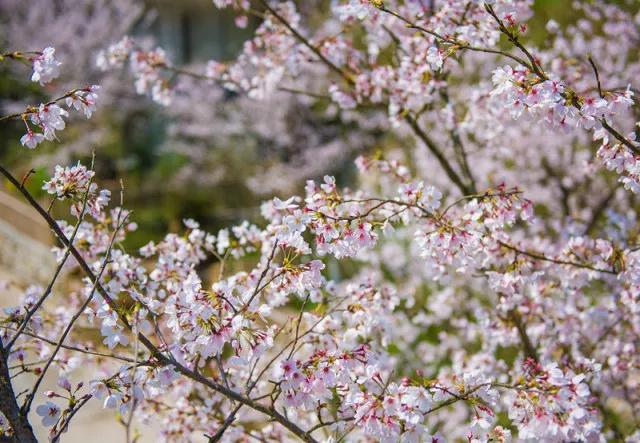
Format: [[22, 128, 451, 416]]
[[0, 1, 639, 442]]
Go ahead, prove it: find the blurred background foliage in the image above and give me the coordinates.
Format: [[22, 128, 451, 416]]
[[0, 0, 636, 249]]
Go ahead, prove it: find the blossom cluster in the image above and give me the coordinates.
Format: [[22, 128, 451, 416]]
[[19, 86, 100, 149], [30, 47, 62, 86], [96, 37, 174, 105], [1, 0, 640, 442], [490, 65, 640, 192], [5, 152, 635, 441], [1, 46, 100, 149], [42, 162, 111, 219]]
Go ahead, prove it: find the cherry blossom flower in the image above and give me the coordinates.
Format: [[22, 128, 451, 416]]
[[35, 402, 60, 427], [19, 130, 44, 149], [31, 47, 61, 85]]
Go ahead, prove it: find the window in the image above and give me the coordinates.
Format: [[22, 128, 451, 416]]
[[144, 1, 256, 64]]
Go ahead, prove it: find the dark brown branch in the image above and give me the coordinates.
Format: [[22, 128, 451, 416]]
[[6, 163, 95, 352], [50, 394, 91, 443], [1, 326, 136, 363], [378, 5, 532, 69], [509, 311, 538, 361], [405, 114, 474, 194], [484, 5, 546, 79], [208, 403, 243, 442], [257, 0, 353, 84], [439, 88, 476, 191], [585, 188, 616, 235], [21, 209, 126, 415], [600, 120, 640, 155], [498, 240, 617, 275], [587, 56, 604, 99]]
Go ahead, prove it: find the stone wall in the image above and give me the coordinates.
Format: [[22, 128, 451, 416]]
[[0, 190, 55, 287]]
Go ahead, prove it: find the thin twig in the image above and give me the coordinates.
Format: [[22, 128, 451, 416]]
[[21, 208, 127, 415], [0, 326, 136, 363], [0, 89, 85, 122], [498, 240, 616, 274], [7, 155, 96, 351], [587, 55, 604, 98]]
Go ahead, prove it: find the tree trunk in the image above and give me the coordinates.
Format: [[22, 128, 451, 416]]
[[0, 339, 38, 443]]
